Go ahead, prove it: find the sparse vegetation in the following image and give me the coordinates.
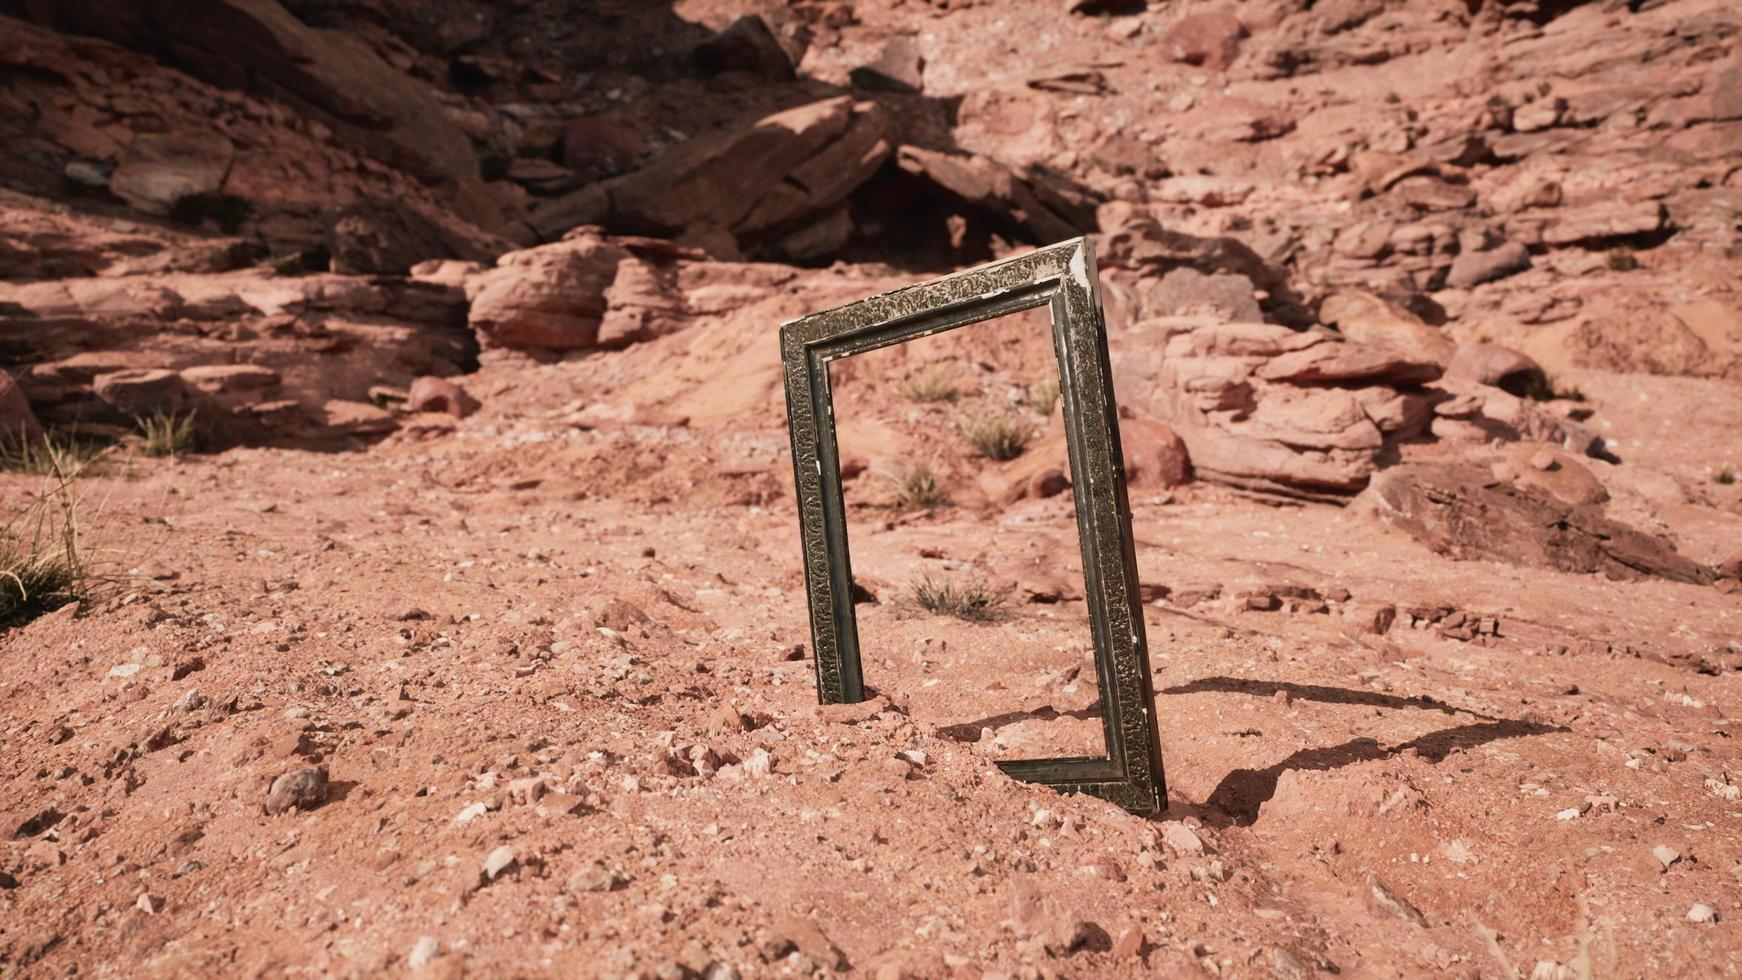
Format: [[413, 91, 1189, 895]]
[[0, 433, 110, 476], [1605, 246, 1638, 272], [138, 410, 203, 457], [912, 576, 1006, 621], [898, 367, 958, 403], [962, 414, 1031, 461], [1026, 378, 1060, 416], [1717, 468, 1737, 486], [888, 463, 949, 512], [0, 452, 94, 628]]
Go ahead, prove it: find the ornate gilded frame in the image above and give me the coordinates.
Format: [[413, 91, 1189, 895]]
[[779, 237, 1166, 815]]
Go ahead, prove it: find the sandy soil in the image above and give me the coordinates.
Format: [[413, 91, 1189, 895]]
[[4, 322, 1740, 977]]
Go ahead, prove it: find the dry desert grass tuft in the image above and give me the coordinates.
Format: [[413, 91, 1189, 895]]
[[911, 575, 1005, 621], [138, 410, 203, 458], [962, 415, 1030, 461], [0, 444, 99, 628]]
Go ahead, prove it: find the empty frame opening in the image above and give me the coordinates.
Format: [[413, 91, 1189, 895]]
[[825, 305, 1109, 762]]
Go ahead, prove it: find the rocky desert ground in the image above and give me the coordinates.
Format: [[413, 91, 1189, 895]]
[[3, 0, 1742, 976]]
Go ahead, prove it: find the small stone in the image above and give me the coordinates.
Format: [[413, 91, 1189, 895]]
[[455, 802, 488, 823], [1513, 96, 1566, 132], [482, 845, 516, 881], [741, 748, 773, 779], [136, 892, 163, 915], [1160, 823, 1206, 856], [1365, 874, 1427, 926], [23, 839, 64, 871], [408, 936, 440, 969], [264, 767, 328, 815], [1652, 844, 1682, 871], [1446, 241, 1531, 288], [1112, 923, 1144, 958], [707, 703, 749, 734], [1348, 601, 1397, 635], [406, 376, 478, 419], [570, 861, 624, 892], [534, 793, 589, 818], [506, 777, 547, 805], [770, 913, 846, 970], [1555, 806, 1583, 821], [108, 663, 144, 679], [1687, 903, 1717, 923]]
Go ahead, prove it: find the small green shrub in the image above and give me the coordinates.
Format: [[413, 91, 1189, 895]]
[[1605, 246, 1638, 272], [912, 576, 1005, 622], [889, 464, 948, 513], [898, 367, 958, 404], [138, 410, 203, 458], [1027, 378, 1061, 416], [962, 415, 1030, 461], [1717, 468, 1737, 486]]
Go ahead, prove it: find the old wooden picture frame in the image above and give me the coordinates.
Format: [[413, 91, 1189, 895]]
[[779, 237, 1167, 816]]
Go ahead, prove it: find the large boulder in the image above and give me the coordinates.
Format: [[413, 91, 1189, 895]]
[[92, 368, 194, 417], [1425, 378, 1600, 455], [1143, 267, 1263, 322], [1360, 463, 1711, 584], [1159, 11, 1245, 71], [406, 376, 478, 419], [1443, 343, 1545, 395], [1445, 240, 1530, 288], [533, 97, 892, 257], [1119, 417, 1192, 488], [466, 231, 692, 354], [1318, 291, 1456, 366], [1111, 318, 1441, 500], [467, 234, 628, 352], [109, 131, 235, 215]]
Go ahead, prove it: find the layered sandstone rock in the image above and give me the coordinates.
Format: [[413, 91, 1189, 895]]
[[531, 97, 894, 257], [465, 231, 694, 356], [0, 270, 473, 442], [1112, 318, 1441, 500], [27, 0, 479, 184], [1360, 463, 1712, 585]]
